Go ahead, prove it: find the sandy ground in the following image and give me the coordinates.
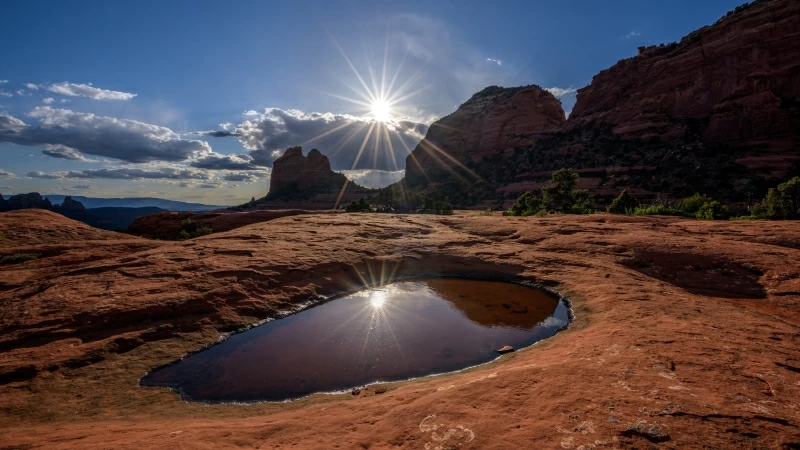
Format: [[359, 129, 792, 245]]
[[1, 209, 799, 449]]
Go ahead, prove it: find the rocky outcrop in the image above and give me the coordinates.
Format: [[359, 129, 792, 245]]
[[0, 193, 53, 211], [246, 146, 371, 209], [269, 147, 349, 195], [54, 196, 86, 213], [404, 85, 565, 186], [567, 0, 800, 157], [404, 0, 800, 205]]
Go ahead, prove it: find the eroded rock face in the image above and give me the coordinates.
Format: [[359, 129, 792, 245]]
[[55, 196, 86, 213], [0, 193, 53, 211], [256, 146, 371, 209], [567, 0, 800, 158], [405, 85, 565, 186], [403, 0, 800, 204]]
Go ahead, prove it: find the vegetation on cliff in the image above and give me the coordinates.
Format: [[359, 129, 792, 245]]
[[504, 169, 594, 216]]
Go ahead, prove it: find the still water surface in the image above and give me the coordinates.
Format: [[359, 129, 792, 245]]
[[142, 278, 569, 402]]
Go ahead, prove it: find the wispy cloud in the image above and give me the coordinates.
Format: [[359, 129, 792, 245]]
[[0, 90, 12, 97], [0, 80, 8, 84], [486, 57, 503, 66], [0, 168, 16, 178], [42, 97, 55, 104], [46, 82, 137, 100], [546, 86, 578, 98], [24, 83, 39, 90], [623, 31, 642, 39]]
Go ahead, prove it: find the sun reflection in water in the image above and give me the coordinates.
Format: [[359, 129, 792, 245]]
[[370, 291, 387, 309]]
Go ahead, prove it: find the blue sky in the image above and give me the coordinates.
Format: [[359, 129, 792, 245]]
[[0, 0, 745, 205]]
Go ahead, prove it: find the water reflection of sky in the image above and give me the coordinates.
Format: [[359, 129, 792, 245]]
[[143, 279, 569, 403]]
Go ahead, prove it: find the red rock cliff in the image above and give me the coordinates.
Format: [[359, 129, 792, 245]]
[[405, 85, 565, 186], [254, 147, 371, 209], [567, 0, 800, 156]]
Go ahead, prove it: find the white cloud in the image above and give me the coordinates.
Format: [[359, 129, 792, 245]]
[[26, 170, 62, 179], [0, 108, 211, 163], [340, 169, 405, 188], [214, 108, 428, 170], [623, 31, 642, 39], [16, 90, 28, 96], [190, 152, 259, 170], [42, 144, 94, 161], [24, 83, 39, 90], [546, 86, 578, 98], [0, 168, 16, 178], [0, 90, 12, 97], [27, 166, 212, 181], [486, 57, 503, 66], [42, 97, 55, 104], [46, 82, 137, 100], [0, 80, 8, 84]]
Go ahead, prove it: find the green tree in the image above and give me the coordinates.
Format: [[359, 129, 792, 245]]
[[778, 176, 800, 218], [607, 189, 638, 214], [541, 169, 594, 213], [506, 191, 543, 216]]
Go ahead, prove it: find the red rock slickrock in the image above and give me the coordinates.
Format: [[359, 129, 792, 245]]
[[126, 209, 338, 240], [405, 85, 565, 185], [1, 209, 800, 448]]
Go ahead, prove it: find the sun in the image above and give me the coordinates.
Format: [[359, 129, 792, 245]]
[[371, 99, 392, 123]]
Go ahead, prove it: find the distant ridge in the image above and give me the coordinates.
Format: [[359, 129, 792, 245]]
[[40, 195, 224, 211]]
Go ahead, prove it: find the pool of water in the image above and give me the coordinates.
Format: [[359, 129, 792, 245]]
[[141, 278, 570, 402]]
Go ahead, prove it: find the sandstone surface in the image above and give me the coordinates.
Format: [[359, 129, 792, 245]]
[[1, 209, 800, 448]]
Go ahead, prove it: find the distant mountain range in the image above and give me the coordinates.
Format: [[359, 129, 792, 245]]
[[40, 195, 224, 211]]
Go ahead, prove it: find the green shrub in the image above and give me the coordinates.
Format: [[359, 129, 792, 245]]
[[607, 189, 638, 214], [542, 169, 593, 213], [0, 253, 39, 265], [420, 199, 454, 215], [479, 209, 493, 216], [749, 177, 800, 219], [177, 217, 212, 240], [506, 169, 594, 216], [695, 201, 730, 220], [345, 198, 372, 213], [505, 191, 543, 216], [632, 205, 684, 216], [677, 193, 713, 215]]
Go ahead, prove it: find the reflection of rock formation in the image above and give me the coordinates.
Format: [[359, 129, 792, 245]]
[[424, 279, 558, 329]]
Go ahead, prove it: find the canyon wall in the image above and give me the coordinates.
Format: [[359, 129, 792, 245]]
[[405, 0, 800, 205]]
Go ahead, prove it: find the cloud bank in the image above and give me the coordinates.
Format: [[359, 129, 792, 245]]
[[204, 108, 429, 171], [0, 108, 211, 163]]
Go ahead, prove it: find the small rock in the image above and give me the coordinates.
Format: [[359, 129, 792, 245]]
[[351, 389, 361, 395], [497, 345, 515, 354], [374, 387, 387, 394]]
